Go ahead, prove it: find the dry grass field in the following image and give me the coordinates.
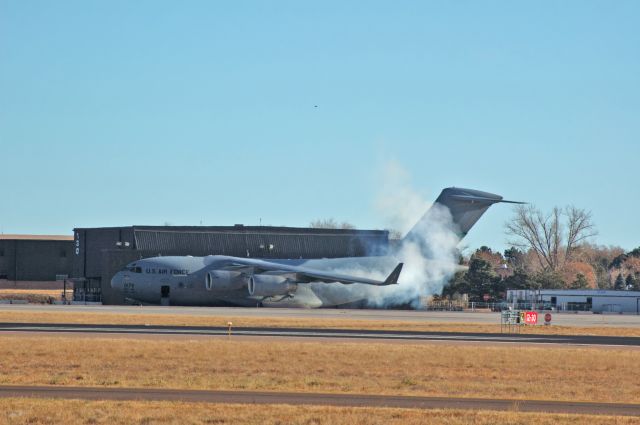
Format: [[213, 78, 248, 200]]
[[1, 310, 639, 336], [0, 399, 639, 425], [0, 289, 71, 303], [0, 290, 63, 296], [1, 306, 637, 423], [0, 335, 638, 403]]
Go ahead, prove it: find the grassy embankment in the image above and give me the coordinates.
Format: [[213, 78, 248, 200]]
[[1, 335, 638, 403], [2, 400, 640, 425], [0, 310, 639, 336], [0, 289, 73, 304], [0, 289, 71, 303]]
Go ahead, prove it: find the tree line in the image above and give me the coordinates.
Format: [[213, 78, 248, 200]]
[[443, 204, 639, 302]]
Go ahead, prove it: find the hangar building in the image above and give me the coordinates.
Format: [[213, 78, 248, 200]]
[[72, 225, 389, 304], [507, 289, 640, 314], [0, 235, 74, 287]]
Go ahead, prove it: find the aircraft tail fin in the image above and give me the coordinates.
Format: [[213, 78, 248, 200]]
[[402, 187, 523, 244]]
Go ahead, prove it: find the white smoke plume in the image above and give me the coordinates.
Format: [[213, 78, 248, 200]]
[[374, 161, 431, 236], [316, 161, 461, 308], [375, 202, 460, 308], [370, 161, 460, 307]]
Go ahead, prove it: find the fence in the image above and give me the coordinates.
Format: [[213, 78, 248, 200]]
[[425, 301, 560, 312]]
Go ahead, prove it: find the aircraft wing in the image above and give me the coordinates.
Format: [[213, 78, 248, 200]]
[[217, 257, 403, 286]]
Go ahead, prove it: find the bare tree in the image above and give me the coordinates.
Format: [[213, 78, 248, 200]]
[[564, 206, 598, 262], [310, 218, 356, 230], [505, 205, 597, 272]]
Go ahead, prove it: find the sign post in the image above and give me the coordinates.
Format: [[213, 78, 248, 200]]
[[56, 274, 69, 303], [524, 311, 538, 325], [502, 310, 546, 332], [501, 310, 521, 333]]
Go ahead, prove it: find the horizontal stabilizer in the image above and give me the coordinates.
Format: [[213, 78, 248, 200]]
[[497, 199, 527, 204], [449, 194, 526, 205]]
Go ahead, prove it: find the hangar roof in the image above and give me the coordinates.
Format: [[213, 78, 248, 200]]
[[73, 225, 386, 236], [0, 234, 74, 241]]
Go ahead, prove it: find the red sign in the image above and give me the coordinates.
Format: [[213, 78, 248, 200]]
[[524, 311, 538, 325], [544, 313, 552, 323]]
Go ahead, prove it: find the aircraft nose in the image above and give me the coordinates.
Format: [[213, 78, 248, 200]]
[[111, 272, 124, 290]]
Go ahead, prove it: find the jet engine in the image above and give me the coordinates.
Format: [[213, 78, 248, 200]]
[[247, 274, 297, 297], [204, 271, 247, 291]]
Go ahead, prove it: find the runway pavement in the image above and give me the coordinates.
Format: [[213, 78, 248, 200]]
[[0, 385, 638, 416], [2, 304, 640, 327], [1, 322, 639, 347]]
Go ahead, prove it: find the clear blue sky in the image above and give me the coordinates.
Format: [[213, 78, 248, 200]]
[[1, 1, 638, 253]]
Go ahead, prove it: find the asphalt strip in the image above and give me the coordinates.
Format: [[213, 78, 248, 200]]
[[0, 385, 638, 416], [1, 323, 639, 347]]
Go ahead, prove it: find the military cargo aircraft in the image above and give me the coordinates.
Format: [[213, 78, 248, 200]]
[[110, 188, 521, 307]]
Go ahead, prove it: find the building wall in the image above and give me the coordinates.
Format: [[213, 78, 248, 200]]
[[507, 289, 640, 314], [0, 240, 73, 282], [592, 297, 640, 313], [73, 228, 136, 280], [540, 294, 640, 314]]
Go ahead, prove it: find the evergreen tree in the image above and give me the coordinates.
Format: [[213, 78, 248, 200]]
[[625, 274, 636, 290], [609, 246, 640, 269], [465, 258, 499, 301], [442, 271, 468, 298], [534, 270, 564, 289], [570, 273, 589, 289], [504, 247, 520, 262], [503, 270, 534, 290], [614, 273, 625, 290], [504, 247, 526, 272], [443, 258, 504, 302]]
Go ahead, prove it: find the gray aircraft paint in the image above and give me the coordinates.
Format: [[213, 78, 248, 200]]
[[111, 187, 521, 308]]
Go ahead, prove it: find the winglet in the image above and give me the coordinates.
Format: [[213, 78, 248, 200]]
[[383, 263, 403, 285]]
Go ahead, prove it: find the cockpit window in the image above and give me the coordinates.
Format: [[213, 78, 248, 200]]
[[124, 266, 142, 273]]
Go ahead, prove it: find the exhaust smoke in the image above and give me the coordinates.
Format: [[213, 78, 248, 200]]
[[322, 161, 461, 308]]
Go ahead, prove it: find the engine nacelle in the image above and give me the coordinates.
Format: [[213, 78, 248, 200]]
[[248, 274, 297, 297], [204, 271, 247, 291]]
